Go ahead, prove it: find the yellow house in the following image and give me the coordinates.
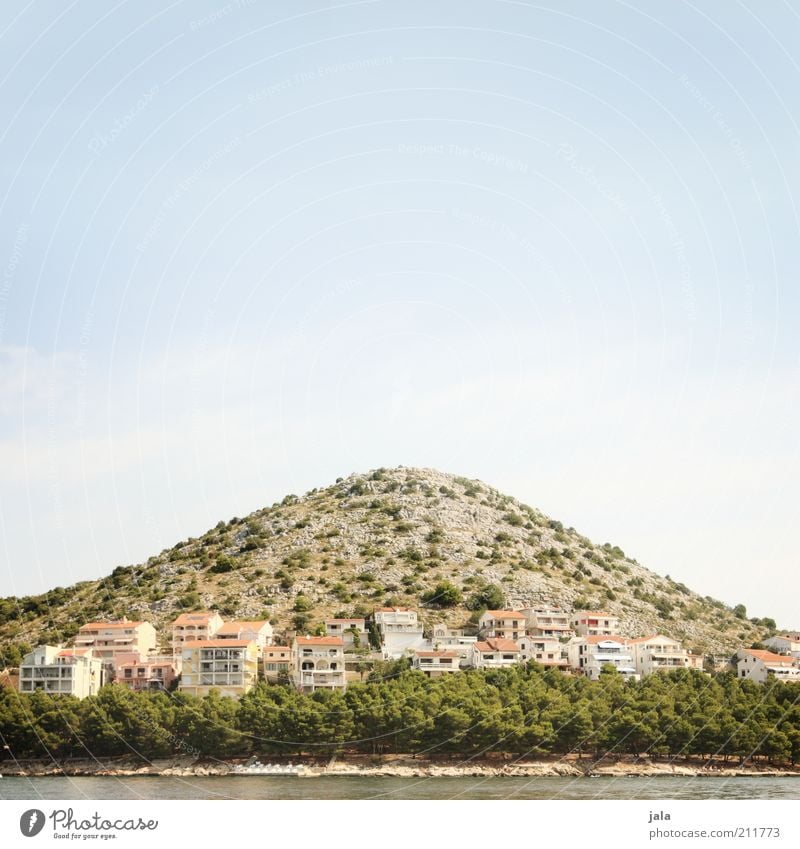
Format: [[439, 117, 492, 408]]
[[179, 639, 258, 698]]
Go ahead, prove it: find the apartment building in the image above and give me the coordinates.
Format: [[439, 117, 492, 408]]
[[324, 618, 367, 649], [478, 610, 526, 640], [115, 656, 177, 692], [628, 635, 688, 676], [472, 637, 522, 669], [431, 625, 477, 667], [519, 636, 568, 669], [74, 620, 157, 673], [292, 636, 346, 693], [736, 649, 800, 684], [567, 636, 637, 680], [372, 607, 425, 658], [19, 646, 104, 698], [521, 607, 573, 639], [763, 634, 800, 659], [179, 640, 258, 698], [412, 649, 460, 677], [214, 620, 273, 650], [571, 611, 621, 637], [171, 611, 224, 655], [263, 646, 291, 682]]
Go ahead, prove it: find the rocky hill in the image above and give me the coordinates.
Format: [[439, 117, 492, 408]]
[[0, 467, 773, 660]]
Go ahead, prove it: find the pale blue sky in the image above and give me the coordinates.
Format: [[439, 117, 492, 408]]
[[1, 1, 798, 627]]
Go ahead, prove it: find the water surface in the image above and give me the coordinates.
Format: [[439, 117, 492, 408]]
[[1, 775, 798, 800]]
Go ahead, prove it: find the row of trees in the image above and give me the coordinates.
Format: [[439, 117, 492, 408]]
[[2, 665, 799, 765]]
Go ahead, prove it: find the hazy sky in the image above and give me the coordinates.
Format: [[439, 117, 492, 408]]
[[0, 1, 798, 627]]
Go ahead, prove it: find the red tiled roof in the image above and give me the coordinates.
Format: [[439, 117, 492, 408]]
[[743, 650, 795, 665], [79, 621, 146, 630], [574, 611, 615, 619], [295, 636, 343, 646]]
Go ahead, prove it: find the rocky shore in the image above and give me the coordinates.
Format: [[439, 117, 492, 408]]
[[3, 755, 799, 779]]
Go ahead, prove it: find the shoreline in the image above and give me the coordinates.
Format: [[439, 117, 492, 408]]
[[3, 755, 800, 779]]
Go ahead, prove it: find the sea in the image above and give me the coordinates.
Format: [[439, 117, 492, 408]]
[[0, 775, 798, 800]]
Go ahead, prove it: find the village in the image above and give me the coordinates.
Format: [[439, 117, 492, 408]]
[[5, 606, 800, 700]]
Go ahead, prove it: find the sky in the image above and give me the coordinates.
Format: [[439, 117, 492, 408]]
[[0, 1, 798, 627]]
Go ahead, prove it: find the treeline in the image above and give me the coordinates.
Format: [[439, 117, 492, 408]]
[[2, 665, 800, 764]]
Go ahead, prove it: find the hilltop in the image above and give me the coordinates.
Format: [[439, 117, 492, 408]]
[[0, 467, 774, 660]]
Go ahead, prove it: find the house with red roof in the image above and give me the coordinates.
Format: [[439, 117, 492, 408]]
[[736, 649, 800, 684]]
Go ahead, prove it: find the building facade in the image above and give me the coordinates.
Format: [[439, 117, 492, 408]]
[[567, 636, 637, 680], [263, 646, 291, 682], [171, 611, 224, 656], [372, 607, 425, 658], [478, 610, 526, 641], [736, 649, 800, 684], [518, 636, 568, 668], [19, 646, 104, 698], [521, 607, 574, 639], [763, 634, 800, 659], [571, 611, 621, 637], [292, 636, 346, 693], [115, 656, 177, 692], [412, 649, 460, 676], [628, 635, 688, 676], [179, 639, 258, 698], [324, 618, 367, 649], [214, 620, 273, 650], [471, 638, 522, 669], [74, 620, 157, 673]]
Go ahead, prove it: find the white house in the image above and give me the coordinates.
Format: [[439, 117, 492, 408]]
[[19, 646, 104, 698], [763, 634, 800, 659], [471, 638, 522, 669], [292, 636, 347, 693], [214, 620, 273, 651], [412, 649, 460, 677], [478, 610, 526, 641], [736, 649, 800, 684], [521, 607, 573, 639], [430, 625, 477, 667], [324, 618, 368, 650], [628, 635, 688, 676], [567, 636, 637, 680], [518, 636, 568, 669], [571, 611, 621, 637], [372, 607, 425, 659]]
